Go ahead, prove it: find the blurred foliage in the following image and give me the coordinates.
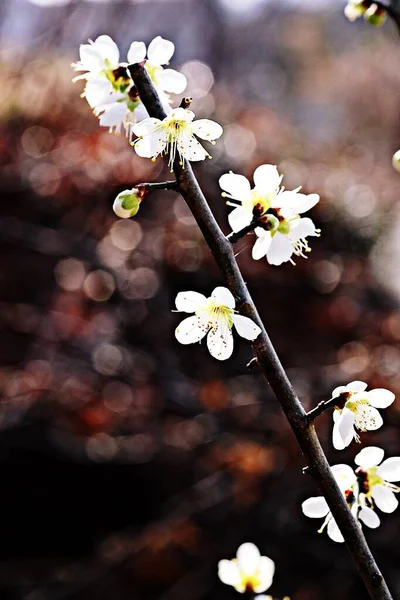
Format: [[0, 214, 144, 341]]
[[1, 1, 400, 599]]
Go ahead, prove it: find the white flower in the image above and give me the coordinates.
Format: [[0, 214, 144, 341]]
[[355, 446, 400, 516], [127, 36, 187, 96], [331, 381, 395, 450], [302, 464, 359, 543], [113, 188, 142, 219], [132, 108, 223, 171], [72, 35, 121, 82], [174, 287, 261, 361], [218, 542, 275, 594], [219, 165, 320, 266]]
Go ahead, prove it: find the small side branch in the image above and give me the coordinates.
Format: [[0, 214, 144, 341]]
[[226, 219, 259, 243], [137, 181, 177, 193], [306, 397, 337, 421]]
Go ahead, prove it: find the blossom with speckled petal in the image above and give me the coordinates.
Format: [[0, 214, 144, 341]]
[[174, 287, 261, 361], [331, 381, 395, 450], [132, 108, 223, 171]]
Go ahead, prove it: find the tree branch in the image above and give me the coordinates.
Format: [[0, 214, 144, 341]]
[[137, 181, 177, 193], [128, 62, 393, 600]]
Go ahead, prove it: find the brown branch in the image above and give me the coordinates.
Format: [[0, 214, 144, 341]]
[[226, 218, 259, 243], [127, 62, 393, 600], [137, 181, 177, 193], [306, 397, 338, 421]]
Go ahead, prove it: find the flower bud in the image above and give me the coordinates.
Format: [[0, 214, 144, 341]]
[[392, 150, 400, 172], [344, 2, 367, 21], [364, 3, 387, 26], [113, 188, 141, 219]]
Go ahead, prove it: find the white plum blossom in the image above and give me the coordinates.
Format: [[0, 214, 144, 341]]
[[218, 542, 275, 594], [127, 36, 187, 97], [132, 108, 223, 171], [355, 446, 400, 517], [331, 381, 395, 450], [302, 464, 359, 543], [344, 1, 386, 25], [174, 287, 261, 361], [73, 35, 187, 135], [219, 165, 320, 266]]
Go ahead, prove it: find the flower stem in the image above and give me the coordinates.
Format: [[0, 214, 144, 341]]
[[128, 61, 393, 600], [137, 181, 177, 193], [226, 219, 259, 243], [306, 397, 337, 421]]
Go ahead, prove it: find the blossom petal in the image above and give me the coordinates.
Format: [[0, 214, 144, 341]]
[[277, 191, 319, 214], [79, 45, 107, 72], [211, 287, 235, 309], [217, 559, 242, 587], [291, 217, 319, 240], [94, 35, 120, 64], [175, 291, 207, 313], [266, 233, 294, 266], [99, 103, 128, 132], [84, 78, 114, 109], [337, 408, 355, 447], [347, 380, 368, 392], [332, 418, 346, 450], [332, 385, 348, 398], [147, 36, 175, 65], [353, 405, 383, 432], [232, 314, 261, 341], [191, 119, 223, 141], [331, 464, 357, 490], [253, 556, 275, 593], [175, 315, 209, 345], [372, 485, 399, 513], [377, 457, 400, 482], [207, 320, 234, 361], [178, 134, 208, 162], [301, 496, 329, 518], [127, 41, 147, 64], [131, 117, 160, 137], [366, 389, 395, 409], [134, 130, 168, 159], [355, 446, 385, 469], [253, 164, 281, 195], [236, 542, 260, 575], [252, 231, 272, 260], [327, 517, 344, 543], [359, 507, 380, 529], [228, 207, 253, 233], [156, 68, 187, 94], [219, 172, 252, 202]]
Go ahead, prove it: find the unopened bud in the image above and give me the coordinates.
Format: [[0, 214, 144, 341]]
[[113, 188, 141, 219], [364, 3, 387, 26], [392, 150, 400, 172]]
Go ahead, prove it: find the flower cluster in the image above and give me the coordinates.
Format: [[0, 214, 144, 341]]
[[220, 165, 320, 265], [344, 0, 387, 25], [72, 35, 187, 135], [302, 446, 400, 542]]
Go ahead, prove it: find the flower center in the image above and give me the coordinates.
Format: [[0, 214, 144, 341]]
[[146, 62, 163, 85], [196, 300, 234, 329], [105, 62, 131, 92]]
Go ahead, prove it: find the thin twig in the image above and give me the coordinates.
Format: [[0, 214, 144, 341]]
[[128, 62, 393, 600], [226, 219, 259, 243], [306, 397, 338, 421], [137, 181, 177, 193]]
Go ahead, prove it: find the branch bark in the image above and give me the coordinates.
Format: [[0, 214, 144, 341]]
[[128, 62, 393, 600]]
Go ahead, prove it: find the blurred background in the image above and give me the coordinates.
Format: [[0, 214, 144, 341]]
[[1, 0, 400, 598]]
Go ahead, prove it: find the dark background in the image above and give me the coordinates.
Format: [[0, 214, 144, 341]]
[[1, 0, 400, 598]]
